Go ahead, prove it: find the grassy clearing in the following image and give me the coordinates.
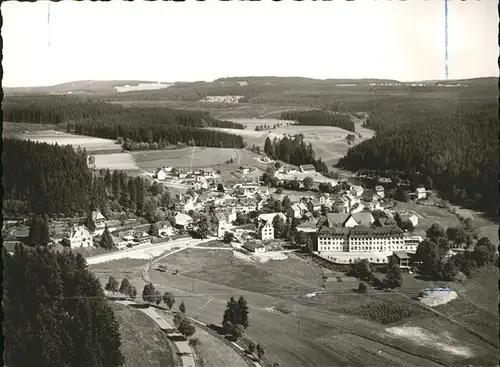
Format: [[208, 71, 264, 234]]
[[132, 147, 258, 171], [158, 249, 324, 296], [3, 121, 58, 138], [109, 302, 177, 367], [15, 130, 122, 153]]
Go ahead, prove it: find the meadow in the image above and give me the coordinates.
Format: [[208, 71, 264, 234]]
[[132, 147, 260, 171]]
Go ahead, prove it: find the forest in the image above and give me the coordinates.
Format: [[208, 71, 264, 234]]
[[3, 245, 124, 366], [4, 95, 245, 148], [3, 138, 174, 219], [337, 98, 498, 214], [264, 135, 328, 173], [280, 110, 355, 132]]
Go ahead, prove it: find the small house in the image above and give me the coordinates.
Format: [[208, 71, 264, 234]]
[[416, 187, 427, 200], [134, 232, 152, 246], [299, 164, 316, 173], [63, 225, 94, 249], [91, 210, 107, 234], [350, 185, 364, 197], [152, 222, 174, 237], [175, 213, 193, 229], [242, 241, 266, 253], [375, 185, 385, 199], [392, 251, 411, 271], [258, 220, 274, 241], [400, 214, 419, 228]]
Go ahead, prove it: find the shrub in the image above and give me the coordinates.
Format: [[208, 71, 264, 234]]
[[358, 282, 368, 293], [189, 337, 201, 347]]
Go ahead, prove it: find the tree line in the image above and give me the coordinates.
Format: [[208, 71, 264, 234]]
[[337, 99, 498, 214], [280, 110, 355, 132], [263, 135, 328, 173], [3, 139, 175, 222], [4, 95, 245, 148], [4, 245, 124, 366]]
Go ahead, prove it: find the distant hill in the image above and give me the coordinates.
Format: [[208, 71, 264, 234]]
[[409, 77, 497, 86], [4, 80, 173, 96]]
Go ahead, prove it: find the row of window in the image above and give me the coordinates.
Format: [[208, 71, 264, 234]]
[[319, 245, 417, 252]]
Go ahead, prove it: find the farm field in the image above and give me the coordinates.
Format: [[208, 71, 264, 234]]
[[111, 100, 312, 119], [208, 117, 375, 166], [94, 153, 143, 174], [109, 302, 177, 367], [145, 248, 497, 367], [15, 130, 123, 153], [132, 147, 260, 171]]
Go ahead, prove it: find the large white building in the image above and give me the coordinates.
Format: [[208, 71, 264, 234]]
[[63, 225, 94, 249]]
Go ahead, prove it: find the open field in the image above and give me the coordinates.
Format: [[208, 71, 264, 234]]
[[109, 302, 176, 367], [132, 147, 260, 171], [3, 121, 58, 138], [111, 100, 313, 119], [90, 247, 498, 367], [392, 200, 498, 243], [94, 153, 142, 172], [14, 130, 123, 153], [207, 116, 375, 166]]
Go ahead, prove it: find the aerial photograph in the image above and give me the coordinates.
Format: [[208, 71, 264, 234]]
[[2, 1, 498, 367]]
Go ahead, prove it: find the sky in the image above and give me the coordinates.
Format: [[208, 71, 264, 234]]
[[2, 1, 498, 87]]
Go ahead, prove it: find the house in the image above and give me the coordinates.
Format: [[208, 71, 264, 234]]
[[375, 185, 385, 199], [392, 251, 411, 271], [224, 210, 237, 223], [415, 187, 427, 200], [175, 213, 193, 229], [289, 202, 308, 218], [324, 212, 374, 228], [349, 203, 365, 214], [201, 168, 214, 177], [258, 212, 286, 223], [113, 236, 128, 250], [318, 194, 332, 207], [403, 235, 423, 252], [214, 212, 228, 238], [258, 220, 274, 241], [345, 194, 360, 210], [361, 190, 377, 203], [134, 232, 152, 246], [332, 196, 350, 213], [239, 166, 251, 175], [350, 185, 364, 197], [156, 167, 172, 181], [242, 241, 266, 253], [299, 164, 316, 173], [399, 214, 419, 228], [375, 217, 398, 228], [152, 222, 174, 237], [63, 225, 93, 249], [92, 210, 107, 234], [256, 199, 267, 211], [307, 199, 322, 213], [234, 198, 255, 214]]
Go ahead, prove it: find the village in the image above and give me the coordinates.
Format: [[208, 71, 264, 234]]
[[44, 157, 444, 272]]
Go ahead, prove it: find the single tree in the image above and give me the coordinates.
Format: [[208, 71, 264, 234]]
[[275, 187, 284, 194], [223, 320, 234, 335], [100, 226, 115, 249], [163, 292, 176, 309], [237, 296, 250, 329], [272, 215, 286, 239], [295, 231, 308, 247], [223, 231, 235, 244], [385, 257, 403, 289], [127, 285, 137, 299], [426, 223, 446, 242], [179, 300, 186, 313], [217, 183, 225, 193], [84, 212, 96, 233], [142, 283, 155, 303], [105, 276, 119, 294], [248, 340, 256, 355], [27, 214, 50, 247], [256, 343, 266, 360], [354, 259, 373, 280], [198, 218, 209, 239], [154, 290, 162, 305], [173, 312, 185, 327], [119, 278, 131, 294], [189, 337, 201, 347], [178, 319, 196, 337], [416, 240, 441, 279], [472, 237, 496, 267], [358, 282, 368, 293], [232, 324, 245, 340], [303, 177, 314, 190]]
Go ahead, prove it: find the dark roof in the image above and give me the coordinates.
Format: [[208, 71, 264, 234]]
[[376, 217, 397, 227], [242, 241, 265, 251], [351, 213, 374, 226], [393, 251, 410, 259], [300, 164, 316, 170], [326, 213, 350, 227]]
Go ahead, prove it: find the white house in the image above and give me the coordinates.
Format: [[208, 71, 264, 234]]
[[133, 232, 152, 246], [289, 203, 308, 218], [63, 225, 93, 249], [416, 187, 427, 200], [175, 213, 193, 229], [113, 237, 128, 250], [152, 222, 174, 237], [375, 185, 385, 199], [258, 220, 274, 241], [242, 241, 267, 253], [156, 168, 171, 181], [299, 164, 316, 173], [400, 214, 419, 228], [214, 212, 228, 238], [91, 210, 107, 235], [350, 185, 364, 197]]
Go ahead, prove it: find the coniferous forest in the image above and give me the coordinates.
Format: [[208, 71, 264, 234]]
[[3, 138, 169, 218], [264, 135, 328, 173], [280, 110, 355, 132], [3, 245, 124, 367], [4, 95, 245, 148], [337, 99, 498, 214]]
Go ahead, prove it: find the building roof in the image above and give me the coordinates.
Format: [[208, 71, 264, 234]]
[[352, 185, 364, 192], [92, 210, 106, 221], [375, 185, 385, 192], [258, 212, 286, 223], [175, 213, 193, 226], [351, 213, 375, 226], [416, 187, 426, 193], [215, 212, 227, 222], [242, 241, 266, 251], [376, 217, 398, 227], [299, 164, 316, 171], [393, 251, 410, 259], [326, 213, 350, 227]]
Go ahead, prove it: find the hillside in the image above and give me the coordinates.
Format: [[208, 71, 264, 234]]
[[4, 80, 172, 95]]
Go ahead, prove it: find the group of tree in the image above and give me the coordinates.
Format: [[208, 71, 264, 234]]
[[4, 245, 124, 366], [415, 223, 497, 280], [280, 110, 355, 132], [247, 341, 266, 361], [173, 312, 196, 338], [222, 296, 250, 341], [350, 258, 402, 290], [263, 134, 328, 174], [337, 99, 498, 215], [4, 138, 177, 234]]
